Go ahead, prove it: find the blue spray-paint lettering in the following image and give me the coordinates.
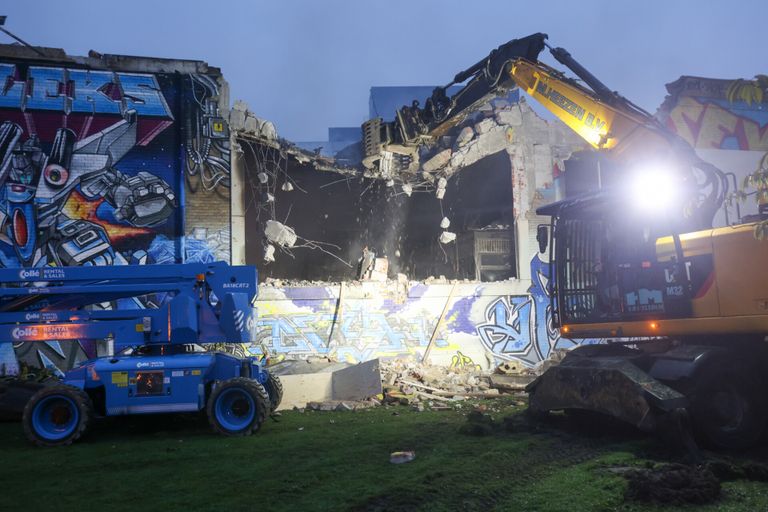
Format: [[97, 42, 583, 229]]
[[69, 69, 121, 115], [0, 64, 23, 109], [27, 67, 65, 111]]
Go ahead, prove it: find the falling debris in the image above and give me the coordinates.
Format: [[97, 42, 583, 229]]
[[281, 181, 294, 192], [435, 176, 447, 199], [401, 183, 413, 196], [440, 217, 451, 229], [257, 172, 269, 184], [265, 220, 298, 248], [266, 193, 275, 202], [439, 231, 456, 244], [264, 244, 276, 263], [385, 179, 395, 187]]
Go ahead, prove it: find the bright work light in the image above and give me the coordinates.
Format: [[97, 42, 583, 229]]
[[628, 166, 679, 214]]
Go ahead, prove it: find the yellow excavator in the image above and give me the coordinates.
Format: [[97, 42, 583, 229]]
[[362, 33, 768, 449]]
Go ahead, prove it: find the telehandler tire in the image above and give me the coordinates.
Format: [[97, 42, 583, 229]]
[[207, 378, 269, 436], [23, 384, 93, 447], [265, 373, 283, 412]]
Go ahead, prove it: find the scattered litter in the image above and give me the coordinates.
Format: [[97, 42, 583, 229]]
[[390, 451, 416, 464]]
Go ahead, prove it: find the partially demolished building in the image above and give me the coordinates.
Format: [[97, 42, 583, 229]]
[[1, 41, 765, 377]]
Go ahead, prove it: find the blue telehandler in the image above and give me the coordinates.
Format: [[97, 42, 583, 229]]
[[0, 262, 282, 446]]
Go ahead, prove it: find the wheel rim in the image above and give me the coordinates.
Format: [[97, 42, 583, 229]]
[[215, 388, 255, 432], [31, 395, 80, 441]]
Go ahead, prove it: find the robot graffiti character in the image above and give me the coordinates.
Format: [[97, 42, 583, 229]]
[[0, 111, 177, 268]]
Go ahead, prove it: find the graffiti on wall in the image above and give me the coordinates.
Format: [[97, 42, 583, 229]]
[[184, 74, 231, 193], [661, 75, 768, 151], [247, 254, 597, 370], [476, 253, 584, 366], [0, 61, 231, 374]]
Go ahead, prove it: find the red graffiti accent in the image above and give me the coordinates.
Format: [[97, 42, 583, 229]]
[[12, 209, 27, 247], [62, 190, 153, 244]]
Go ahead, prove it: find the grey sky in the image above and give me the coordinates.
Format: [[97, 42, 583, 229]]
[[4, 1, 767, 141]]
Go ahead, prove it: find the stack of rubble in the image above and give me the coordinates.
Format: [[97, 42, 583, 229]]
[[379, 359, 504, 411]]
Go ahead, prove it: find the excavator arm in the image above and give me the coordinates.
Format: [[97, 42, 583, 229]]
[[361, 32, 726, 229]]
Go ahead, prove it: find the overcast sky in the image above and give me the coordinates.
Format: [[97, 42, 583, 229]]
[[4, 1, 767, 141]]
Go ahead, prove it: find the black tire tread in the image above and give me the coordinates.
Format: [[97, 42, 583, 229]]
[[266, 373, 283, 412], [688, 358, 767, 450], [22, 384, 93, 447], [206, 377, 269, 437]]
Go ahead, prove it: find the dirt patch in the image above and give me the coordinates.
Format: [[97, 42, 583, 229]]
[[707, 460, 768, 482], [623, 463, 720, 505]]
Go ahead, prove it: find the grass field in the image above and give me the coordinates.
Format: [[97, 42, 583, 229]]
[[3, 398, 768, 511]]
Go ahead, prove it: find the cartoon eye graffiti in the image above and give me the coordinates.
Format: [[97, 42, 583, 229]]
[[43, 164, 69, 188]]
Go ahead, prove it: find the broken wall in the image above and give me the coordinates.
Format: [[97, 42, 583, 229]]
[[246, 252, 601, 371], [243, 99, 593, 370], [243, 150, 516, 282], [0, 46, 232, 375]]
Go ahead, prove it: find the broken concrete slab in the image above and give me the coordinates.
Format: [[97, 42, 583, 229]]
[[275, 358, 382, 411], [422, 149, 452, 172], [332, 358, 382, 401], [489, 373, 536, 391]]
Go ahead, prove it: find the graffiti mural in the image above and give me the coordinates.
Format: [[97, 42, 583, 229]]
[[247, 254, 600, 370], [660, 75, 768, 151], [0, 60, 231, 374], [477, 254, 584, 366]]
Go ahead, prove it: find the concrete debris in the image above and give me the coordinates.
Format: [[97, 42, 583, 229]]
[[230, 100, 277, 140], [495, 108, 523, 126], [440, 217, 451, 229], [385, 179, 395, 187], [369, 257, 389, 282], [266, 192, 275, 202], [257, 172, 269, 184], [489, 374, 534, 391], [474, 117, 496, 135], [422, 149, 452, 173], [456, 126, 475, 147], [437, 177, 448, 189], [435, 188, 446, 199], [380, 359, 505, 404], [264, 244, 276, 263], [264, 220, 297, 248], [495, 360, 529, 375], [281, 181, 294, 192], [394, 249, 401, 257], [305, 400, 378, 412], [439, 231, 456, 244], [401, 183, 413, 196]]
